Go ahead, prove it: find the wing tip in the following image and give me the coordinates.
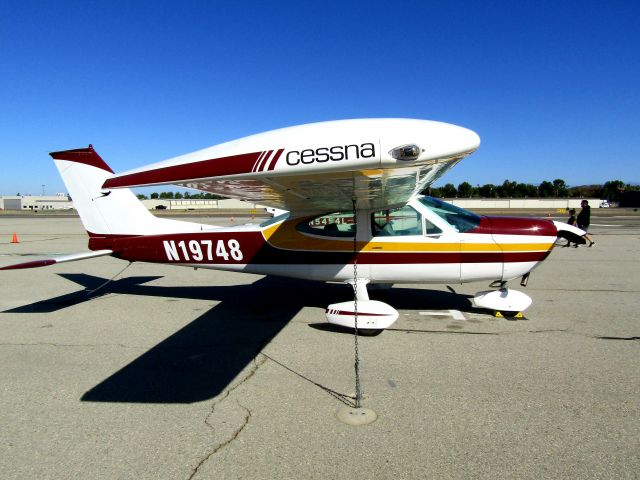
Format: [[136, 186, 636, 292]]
[[0, 259, 57, 270]]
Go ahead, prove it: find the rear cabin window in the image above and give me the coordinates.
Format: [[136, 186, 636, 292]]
[[372, 205, 422, 236], [297, 212, 356, 237]]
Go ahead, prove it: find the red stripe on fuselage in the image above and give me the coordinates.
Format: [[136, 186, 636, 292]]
[[87, 230, 550, 266], [471, 217, 557, 236]]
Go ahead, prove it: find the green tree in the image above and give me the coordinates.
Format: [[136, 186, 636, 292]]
[[429, 187, 443, 197], [538, 181, 554, 197], [136, 194, 148, 200], [600, 180, 625, 201], [515, 183, 537, 198], [478, 184, 496, 198], [457, 181, 473, 197], [552, 179, 568, 197], [174, 192, 183, 199], [498, 180, 518, 198], [442, 183, 457, 197], [150, 192, 159, 199]]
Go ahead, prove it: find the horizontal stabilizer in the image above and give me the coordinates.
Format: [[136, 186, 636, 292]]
[[0, 250, 112, 270]]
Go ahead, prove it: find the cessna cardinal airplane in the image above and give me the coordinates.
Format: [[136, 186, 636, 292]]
[[2, 119, 586, 333]]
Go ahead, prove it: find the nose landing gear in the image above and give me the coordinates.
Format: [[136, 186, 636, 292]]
[[473, 281, 532, 318]]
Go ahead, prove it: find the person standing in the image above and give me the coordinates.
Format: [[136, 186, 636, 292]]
[[563, 208, 577, 247], [577, 200, 595, 247]]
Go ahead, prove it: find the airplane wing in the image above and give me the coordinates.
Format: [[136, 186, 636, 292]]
[[0, 250, 113, 270], [102, 119, 480, 214]]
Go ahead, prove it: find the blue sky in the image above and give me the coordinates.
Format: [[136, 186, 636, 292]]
[[1, 0, 638, 195]]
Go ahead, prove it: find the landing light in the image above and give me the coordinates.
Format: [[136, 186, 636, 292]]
[[390, 144, 421, 161]]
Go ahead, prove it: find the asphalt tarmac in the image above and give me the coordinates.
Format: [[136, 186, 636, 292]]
[[0, 213, 638, 479]]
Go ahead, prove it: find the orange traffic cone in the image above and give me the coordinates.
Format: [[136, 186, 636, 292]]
[[11, 232, 19, 243]]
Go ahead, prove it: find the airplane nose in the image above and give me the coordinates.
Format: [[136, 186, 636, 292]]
[[485, 217, 557, 236]]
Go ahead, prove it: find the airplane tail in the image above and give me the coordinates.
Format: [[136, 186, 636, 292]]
[[51, 145, 203, 236]]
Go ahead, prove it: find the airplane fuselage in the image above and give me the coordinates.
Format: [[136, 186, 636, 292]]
[[88, 196, 557, 286]]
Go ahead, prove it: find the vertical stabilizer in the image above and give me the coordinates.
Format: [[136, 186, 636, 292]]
[[51, 145, 204, 236]]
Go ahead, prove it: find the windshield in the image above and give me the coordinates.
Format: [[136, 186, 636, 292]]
[[418, 196, 481, 233]]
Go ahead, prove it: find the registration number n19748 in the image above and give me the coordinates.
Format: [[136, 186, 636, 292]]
[[163, 239, 243, 262]]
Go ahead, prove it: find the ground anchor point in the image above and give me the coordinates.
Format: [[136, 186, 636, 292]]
[[336, 406, 378, 426]]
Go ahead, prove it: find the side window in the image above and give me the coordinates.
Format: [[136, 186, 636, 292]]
[[297, 212, 355, 237], [424, 219, 443, 236], [372, 205, 422, 236]]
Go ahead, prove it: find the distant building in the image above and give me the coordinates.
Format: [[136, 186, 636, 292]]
[[141, 198, 261, 210], [0, 194, 73, 211]]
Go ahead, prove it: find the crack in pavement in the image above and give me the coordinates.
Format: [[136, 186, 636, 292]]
[[596, 336, 640, 341], [188, 355, 265, 480], [189, 401, 252, 480]]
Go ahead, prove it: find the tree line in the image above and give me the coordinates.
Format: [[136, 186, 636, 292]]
[[136, 192, 224, 200], [134, 180, 637, 202], [424, 180, 637, 201]]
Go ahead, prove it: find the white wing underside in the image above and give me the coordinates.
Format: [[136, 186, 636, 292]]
[[178, 158, 462, 214]]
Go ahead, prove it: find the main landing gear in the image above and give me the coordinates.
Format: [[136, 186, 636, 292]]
[[473, 280, 532, 318], [325, 279, 399, 335]]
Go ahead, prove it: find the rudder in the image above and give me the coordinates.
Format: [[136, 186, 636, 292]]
[[51, 145, 165, 235]]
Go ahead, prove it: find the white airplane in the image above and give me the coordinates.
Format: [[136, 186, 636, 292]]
[[2, 119, 585, 333]]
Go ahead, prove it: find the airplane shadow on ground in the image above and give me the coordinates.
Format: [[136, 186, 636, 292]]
[[4, 274, 473, 404]]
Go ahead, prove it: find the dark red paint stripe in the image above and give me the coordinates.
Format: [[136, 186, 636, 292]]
[[0, 259, 57, 270], [267, 149, 284, 171], [470, 216, 557, 236], [251, 151, 266, 172], [102, 151, 264, 188], [50, 145, 114, 173], [326, 309, 393, 317], [257, 150, 273, 172]]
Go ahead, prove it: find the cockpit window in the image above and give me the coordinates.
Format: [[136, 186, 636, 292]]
[[418, 196, 481, 233], [297, 212, 356, 237], [372, 205, 422, 236]]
